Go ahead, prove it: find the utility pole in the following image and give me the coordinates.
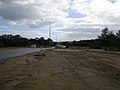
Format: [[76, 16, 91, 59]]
[[48, 21, 51, 48], [41, 19, 52, 48], [56, 34, 58, 46]]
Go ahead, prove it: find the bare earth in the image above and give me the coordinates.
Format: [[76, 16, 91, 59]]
[[0, 49, 120, 90]]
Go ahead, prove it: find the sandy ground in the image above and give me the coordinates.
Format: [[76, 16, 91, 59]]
[[0, 49, 120, 90]]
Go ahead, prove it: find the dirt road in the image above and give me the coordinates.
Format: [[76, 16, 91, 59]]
[[0, 49, 120, 90]]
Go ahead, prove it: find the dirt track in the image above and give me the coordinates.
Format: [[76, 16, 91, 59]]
[[0, 49, 120, 90]]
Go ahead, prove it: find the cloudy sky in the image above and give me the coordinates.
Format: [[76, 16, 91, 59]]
[[0, 0, 120, 41]]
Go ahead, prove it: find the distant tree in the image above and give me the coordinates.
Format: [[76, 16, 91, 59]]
[[116, 30, 120, 38], [98, 27, 109, 40], [14, 35, 22, 39], [98, 27, 110, 49], [98, 28, 120, 50], [116, 30, 120, 49], [72, 40, 77, 46], [107, 31, 117, 49], [40, 37, 45, 46]]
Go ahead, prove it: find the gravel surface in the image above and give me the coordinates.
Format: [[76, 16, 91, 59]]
[[0, 49, 120, 90]]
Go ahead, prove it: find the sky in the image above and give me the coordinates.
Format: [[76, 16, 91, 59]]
[[0, 0, 120, 41]]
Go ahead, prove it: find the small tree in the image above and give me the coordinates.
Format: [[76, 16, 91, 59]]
[[116, 30, 120, 49], [98, 27, 109, 40], [116, 30, 120, 38], [98, 27, 110, 49]]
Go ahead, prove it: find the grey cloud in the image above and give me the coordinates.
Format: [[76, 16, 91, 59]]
[[28, 20, 57, 28], [0, 0, 33, 4], [59, 31, 99, 41], [0, 29, 48, 38], [66, 32, 99, 40], [0, 0, 69, 28], [57, 26, 120, 41], [58, 27, 101, 33], [57, 27, 101, 41], [28, 21, 48, 28], [0, 0, 18, 3], [0, 3, 43, 21]]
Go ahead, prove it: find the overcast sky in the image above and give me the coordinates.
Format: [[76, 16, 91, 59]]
[[0, 0, 120, 41]]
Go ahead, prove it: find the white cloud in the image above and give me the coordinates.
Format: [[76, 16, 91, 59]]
[[0, 0, 120, 41], [0, 26, 8, 29], [1, 0, 120, 27], [71, 0, 120, 25]]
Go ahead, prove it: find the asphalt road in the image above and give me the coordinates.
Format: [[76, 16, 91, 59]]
[[0, 48, 41, 60]]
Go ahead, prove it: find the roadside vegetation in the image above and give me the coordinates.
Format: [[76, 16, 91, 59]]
[[0, 27, 120, 51], [61, 27, 120, 51], [0, 34, 53, 47]]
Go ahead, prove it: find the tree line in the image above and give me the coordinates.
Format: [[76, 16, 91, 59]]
[[0, 34, 54, 47], [0, 27, 120, 50], [61, 27, 120, 51]]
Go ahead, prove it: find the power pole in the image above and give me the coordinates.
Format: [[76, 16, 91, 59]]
[[48, 21, 51, 48]]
